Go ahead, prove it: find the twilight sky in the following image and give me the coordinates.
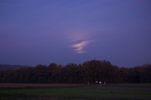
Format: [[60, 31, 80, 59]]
[[0, 0, 151, 67]]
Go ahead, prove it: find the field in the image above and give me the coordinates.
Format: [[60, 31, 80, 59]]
[[0, 83, 151, 100]]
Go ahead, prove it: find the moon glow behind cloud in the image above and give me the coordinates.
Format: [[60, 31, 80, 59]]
[[71, 40, 88, 54], [69, 31, 92, 54]]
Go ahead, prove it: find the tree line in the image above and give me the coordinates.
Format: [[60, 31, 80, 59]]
[[0, 60, 151, 83]]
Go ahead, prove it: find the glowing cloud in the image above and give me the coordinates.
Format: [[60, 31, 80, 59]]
[[72, 40, 88, 54]]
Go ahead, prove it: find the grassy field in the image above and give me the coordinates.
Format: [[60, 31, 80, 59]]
[[0, 83, 151, 100]]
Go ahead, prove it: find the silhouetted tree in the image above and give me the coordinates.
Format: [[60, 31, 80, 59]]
[[82, 60, 115, 84], [0, 60, 150, 83], [48, 63, 62, 83]]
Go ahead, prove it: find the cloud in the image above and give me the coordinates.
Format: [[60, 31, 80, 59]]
[[71, 40, 88, 54]]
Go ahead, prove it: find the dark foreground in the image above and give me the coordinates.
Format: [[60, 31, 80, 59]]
[[0, 83, 151, 100]]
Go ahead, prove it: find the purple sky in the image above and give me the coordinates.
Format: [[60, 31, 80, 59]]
[[0, 0, 151, 67]]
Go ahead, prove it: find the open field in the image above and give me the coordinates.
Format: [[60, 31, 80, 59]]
[[0, 83, 151, 100]]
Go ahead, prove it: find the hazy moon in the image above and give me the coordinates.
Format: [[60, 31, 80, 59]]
[[71, 40, 88, 54]]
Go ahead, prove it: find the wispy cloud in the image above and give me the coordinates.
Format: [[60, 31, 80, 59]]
[[71, 40, 89, 54]]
